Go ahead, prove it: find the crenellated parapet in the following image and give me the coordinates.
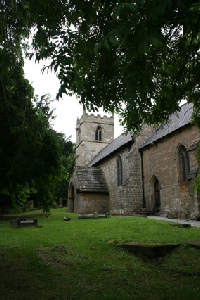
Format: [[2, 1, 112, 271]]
[[76, 110, 114, 128]]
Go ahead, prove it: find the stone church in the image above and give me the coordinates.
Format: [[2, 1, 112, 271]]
[[68, 103, 200, 220]]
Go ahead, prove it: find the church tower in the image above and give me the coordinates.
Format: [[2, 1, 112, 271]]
[[75, 110, 114, 166]]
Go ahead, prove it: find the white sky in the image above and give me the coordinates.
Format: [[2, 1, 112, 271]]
[[23, 59, 124, 143]]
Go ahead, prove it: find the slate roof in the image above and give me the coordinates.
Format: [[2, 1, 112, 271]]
[[140, 102, 193, 149], [88, 132, 134, 167], [75, 167, 109, 193], [86, 102, 193, 167]]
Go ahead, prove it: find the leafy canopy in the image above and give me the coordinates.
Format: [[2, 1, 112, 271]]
[[27, 0, 200, 132], [0, 1, 75, 211], [1, 1, 199, 208]]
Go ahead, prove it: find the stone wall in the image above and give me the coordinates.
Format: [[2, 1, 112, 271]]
[[142, 124, 200, 219], [74, 192, 109, 214], [76, 111, 114, 166], [95, 125, 153, 215], [68, 167, 109, 214], [97, 143, 143, 215], [71, 109, 200, 219]]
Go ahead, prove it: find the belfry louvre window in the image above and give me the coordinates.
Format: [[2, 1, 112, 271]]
[[95, 126, 102, 141], [117, 155, 123, 186], [178, 145, 190, 181]]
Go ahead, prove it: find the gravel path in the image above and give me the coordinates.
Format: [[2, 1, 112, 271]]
[[147, 216, 200, 228]]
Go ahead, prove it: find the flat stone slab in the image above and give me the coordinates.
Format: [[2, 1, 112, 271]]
[[119, 242, 180, 259], [78, 213, 110, 219], [11, 218, 37, 228]]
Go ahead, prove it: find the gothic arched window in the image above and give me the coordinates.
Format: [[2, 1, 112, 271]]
[[117, 155, 123, 186], [178, 145, 190, 182], [95, 126, 102, 141]]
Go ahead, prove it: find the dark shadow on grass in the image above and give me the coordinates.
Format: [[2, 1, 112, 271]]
[[118, 242, 181, 259]]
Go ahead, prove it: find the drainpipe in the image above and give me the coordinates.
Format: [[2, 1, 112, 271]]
[[139, 149, 146, 208]]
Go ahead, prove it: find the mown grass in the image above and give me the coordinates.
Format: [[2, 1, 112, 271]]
[[0, 208, 200, 300]]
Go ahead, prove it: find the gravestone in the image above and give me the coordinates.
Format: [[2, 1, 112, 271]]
[[11, 218, 37, 228]]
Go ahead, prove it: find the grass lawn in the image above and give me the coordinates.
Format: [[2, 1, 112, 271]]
[[0, 208, 200, 300]]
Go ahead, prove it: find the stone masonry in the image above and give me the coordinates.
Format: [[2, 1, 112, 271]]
[[76, 110, 114, 166], [141, 124, 200, 219], [69, 103, 200, 219]]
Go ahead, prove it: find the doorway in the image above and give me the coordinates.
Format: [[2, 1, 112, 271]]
[[154, 177, 161, 213]]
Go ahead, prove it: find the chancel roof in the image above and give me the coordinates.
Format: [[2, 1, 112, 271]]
[[88, 132, 134, 167], [75, 167, 109, 193], [140, 102, 193, 149]]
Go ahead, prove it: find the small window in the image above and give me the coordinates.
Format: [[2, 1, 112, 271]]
[[95, 126, 102, 141], [117, 155, 123, 186], [178, 145, 190, 181], [78, 128, 81, 144]]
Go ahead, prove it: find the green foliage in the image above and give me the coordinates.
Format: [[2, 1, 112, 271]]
[[0, 1, 75, 211], [1, 1, 199, 207], [1, 1, 200, 132], [26, 0, 200, 132], [53, 135, 76, 203], [0, 68, 65, 210], [1, 0, 200, 130]]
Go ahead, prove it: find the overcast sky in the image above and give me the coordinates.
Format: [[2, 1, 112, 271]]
[[23, 59, 123, 143]]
